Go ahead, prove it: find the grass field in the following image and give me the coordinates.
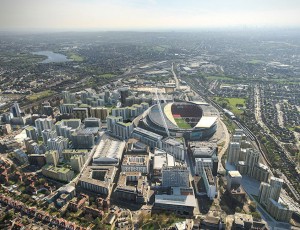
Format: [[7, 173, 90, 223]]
[[214, 97, 246, 115], [27, 90, 55, 101], [99, 73, 116, 78], [205, 76, 233, 81], [174, 117, 192, 129], [69, 53, 84, 62], [247, 59, 265, 64]]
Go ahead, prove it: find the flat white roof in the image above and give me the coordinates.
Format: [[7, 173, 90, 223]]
[[228, 170, 242, 178], [155, 193, 196, 207], [195, 116, 217, 128]]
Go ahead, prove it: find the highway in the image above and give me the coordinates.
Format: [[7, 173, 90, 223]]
[[171, 62, 180, 89]]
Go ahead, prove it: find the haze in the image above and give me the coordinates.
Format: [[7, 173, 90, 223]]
[[1, 0, 300, 31]]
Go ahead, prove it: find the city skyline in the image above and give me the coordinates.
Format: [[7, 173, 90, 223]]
[[1, 0, 300, 31]]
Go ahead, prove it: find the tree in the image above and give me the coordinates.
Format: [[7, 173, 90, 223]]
[[249, 202, 256, 212], [252, 211, 261, 220]]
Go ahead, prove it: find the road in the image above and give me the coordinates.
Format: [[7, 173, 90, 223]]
[[217, 118, 230, 172], [171, 62, 179, 89]]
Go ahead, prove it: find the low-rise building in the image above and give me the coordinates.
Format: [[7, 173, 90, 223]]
[[92, 134, 125, 166], [78, 165, 116, 196], [121, 154, 149, 173], [114, 171, 148, 204], [13, 149, 29, 164], [154, 187, 196, 216], [42, 165, 75, 182], [233, 213, 253, 229]]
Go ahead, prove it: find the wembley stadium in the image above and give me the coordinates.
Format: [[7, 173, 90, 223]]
[[138, 102, 217, 141]]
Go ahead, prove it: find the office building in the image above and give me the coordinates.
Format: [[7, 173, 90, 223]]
[[70, 155, 85, 173], [42, 129, 57, 145], [25, 126, 38, 141], [73, 108, 89, 121], [42, 165, 75, 182], [202, 167, 217, 200], [45, 150, 59, 167], [162, 138, 185, 161], [35, 118, 54, 136], [84, 117, 101, 128], [114, 122, 133, 140], [227, 142, 240, 165], [162, 166, 189, 188], [47, 136, 69, 156], [106, 116, 123, 133], [132, 127, 163, 149], [90, 107, 108, 121]]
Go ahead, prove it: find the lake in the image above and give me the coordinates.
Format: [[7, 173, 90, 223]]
[[32, 51, 71, 63]]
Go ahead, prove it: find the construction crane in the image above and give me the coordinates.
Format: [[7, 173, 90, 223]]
[[155, 88, 170, 137]]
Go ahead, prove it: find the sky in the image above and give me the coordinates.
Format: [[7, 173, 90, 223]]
[[0, 0, 300, 31]]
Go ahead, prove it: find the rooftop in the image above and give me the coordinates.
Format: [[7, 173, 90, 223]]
[[93, 133, 125, 164], [43, 165, 72, 173], [228, 170, 242, 178], [155, 187, 196, 207], [195, 116, 217, 129]]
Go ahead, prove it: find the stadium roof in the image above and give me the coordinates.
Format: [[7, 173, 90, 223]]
[[195, 116, 217, 128]]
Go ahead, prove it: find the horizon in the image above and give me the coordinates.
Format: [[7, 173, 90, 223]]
[[1, 0, 300, 31]]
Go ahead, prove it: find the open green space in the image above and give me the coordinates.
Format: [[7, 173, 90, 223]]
[[99, 73, 116, 78], [214, 97, 246, 115], [138, 213, 184, 230], [246, 59, 265, 64], [205, 76, 233, 81], [26, 90, 55, 101], [174, 117, 192, 129], [68, 53, 84, 62]]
